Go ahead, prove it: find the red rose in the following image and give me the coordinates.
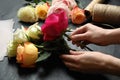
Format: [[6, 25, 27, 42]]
[[41, 9, 68, 41]]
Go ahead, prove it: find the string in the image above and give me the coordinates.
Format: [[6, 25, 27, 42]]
[[92, 4, 120, 25]]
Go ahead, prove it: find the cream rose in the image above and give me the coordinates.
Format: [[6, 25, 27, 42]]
[[13, 28, 29, 43], [26, 23, 42, 40], [17, 6, 38, 23], [7, 41, 19, 58]]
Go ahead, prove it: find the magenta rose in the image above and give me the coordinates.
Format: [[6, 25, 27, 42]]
[[41, 9, 68, 41]]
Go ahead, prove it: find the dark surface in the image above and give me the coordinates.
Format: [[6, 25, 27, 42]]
[[0, 0, 120, 80]]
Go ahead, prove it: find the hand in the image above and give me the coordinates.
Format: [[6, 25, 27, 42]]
[[60, 50, 120, 74], [70, 23, 111, 46]]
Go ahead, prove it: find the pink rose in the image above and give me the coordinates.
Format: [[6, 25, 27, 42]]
[[52, 0, 77, 10], [41, 9, 68, 41], [47, 1, 70, 17]]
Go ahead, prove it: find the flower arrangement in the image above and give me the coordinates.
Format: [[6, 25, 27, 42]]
[[17, 0, 86, 24], [7, 0, 89, 68]]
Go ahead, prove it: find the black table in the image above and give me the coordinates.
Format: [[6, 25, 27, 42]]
[[0, 0, 120, 80]]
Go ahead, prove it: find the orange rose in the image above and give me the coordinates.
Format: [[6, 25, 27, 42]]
[[70, 6, 86, 24], [35, 3, 50, 20], [16, 42, 38, 68]]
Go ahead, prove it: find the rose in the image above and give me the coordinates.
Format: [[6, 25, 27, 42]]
[[7, 41, 19, 58], [52, 0, 77, 10], [70, 6, 86, 24], [41, 9, 68, 41], [26, 23, 43, 40], [16, 42, 38, 68], [13, 28, 29, 43], [17, 6, 38, 23], [35, 2, 50, 20], [47, 1, 70, 17]]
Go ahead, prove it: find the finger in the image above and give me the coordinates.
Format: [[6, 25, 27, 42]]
[[70, 33, 88, 42], [69, 50, 83, 55], [72, 41, 77, 45], [60, 54, 78, 63], [72, 39, 82, 46], [72, 41, 83, 46], [71, 26, 87, 36], [76, 41, 86, 48]]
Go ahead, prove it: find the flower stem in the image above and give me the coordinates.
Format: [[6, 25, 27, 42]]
[[64, 33, 71, 40], [84, 46, 93, 51], [64, 33, 93, 51]]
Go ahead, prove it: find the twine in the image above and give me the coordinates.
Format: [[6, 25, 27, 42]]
[[85, 0, 105, 13], [92, 4, 120, 25]]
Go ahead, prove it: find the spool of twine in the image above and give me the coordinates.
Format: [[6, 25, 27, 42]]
[[85, 0, 105, 13], [92, 4, 120, 25]]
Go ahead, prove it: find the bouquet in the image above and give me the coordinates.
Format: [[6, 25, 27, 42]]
[[7, 0, 88, 68]]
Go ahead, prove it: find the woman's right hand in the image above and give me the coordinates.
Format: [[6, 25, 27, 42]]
[[70, 23, 112, 46]]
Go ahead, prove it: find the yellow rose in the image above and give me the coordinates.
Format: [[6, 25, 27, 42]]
[[70, 6, 86, 24], [17, 6, 38, 23], [16, 42, 38, 68], [35, 3, 49, 20]]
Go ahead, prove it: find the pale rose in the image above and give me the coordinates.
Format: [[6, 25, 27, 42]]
[[35, 3, 50, 20], [17, 6, 38, 23], [13, 28, 29, 44], [7, 41, 19, 58], [16, 42, 38, 67], [47, 1, 70, 17], [26, 23, 42, 40], [70, 6, 86, 24], [52, 0, 77, 10]]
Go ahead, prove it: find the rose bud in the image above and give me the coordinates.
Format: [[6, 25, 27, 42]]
[[13, 28, 29, 44], [35, 2, 50, 20], [16, 42, 38, 68], [17, 6, 38, 23], [70, 6, 86, 24], [26, 23, 42, 40], [7, 41, 19, 58]]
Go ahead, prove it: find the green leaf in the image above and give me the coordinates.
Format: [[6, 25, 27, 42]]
[[36, 51, 51, 62], [41, 0, 46, 2], [33, 0, 39, 4]]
